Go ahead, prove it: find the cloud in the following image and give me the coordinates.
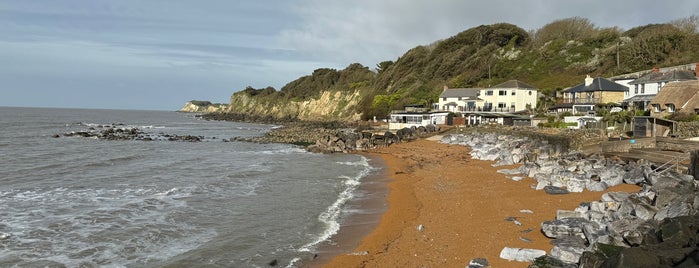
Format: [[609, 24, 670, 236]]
[[278, 0, 699, 68]]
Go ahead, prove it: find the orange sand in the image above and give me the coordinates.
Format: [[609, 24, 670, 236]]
[[320, 138, 639, 268]]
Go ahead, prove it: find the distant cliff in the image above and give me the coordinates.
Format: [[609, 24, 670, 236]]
[[225, 89, 364, 121], [179, 101, 228, 113]]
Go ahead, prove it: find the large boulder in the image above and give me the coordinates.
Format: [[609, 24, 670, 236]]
[[541, 218, 589, 239]]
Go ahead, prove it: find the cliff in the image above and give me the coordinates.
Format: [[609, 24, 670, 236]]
[[225, 89, 364, 121], [179, 101, 228, 113]]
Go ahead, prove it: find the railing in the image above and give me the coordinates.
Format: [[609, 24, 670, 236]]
[[557, 98, 603, 104], [654, 154, 690, 174], [460, 107, 515, 113]]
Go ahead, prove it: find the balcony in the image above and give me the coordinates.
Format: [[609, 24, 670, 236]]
[[557, 98, 602, 105], [460, 106, 515, 113]]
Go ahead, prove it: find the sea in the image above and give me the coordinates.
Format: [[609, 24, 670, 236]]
[[0, 107, 384, 268]]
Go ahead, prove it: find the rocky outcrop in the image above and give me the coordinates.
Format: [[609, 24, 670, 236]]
[[179, 100, 228, 113], [59, 124, 207, 142]]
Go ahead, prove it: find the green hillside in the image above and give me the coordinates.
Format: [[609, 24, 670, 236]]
[[229, 16, 699, 121]]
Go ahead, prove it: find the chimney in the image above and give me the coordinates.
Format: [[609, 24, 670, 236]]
[[652, 67, 660, 73], [584, 75, 593, 86], [695, 63, 699, 78], [443, 85, 449, 91]]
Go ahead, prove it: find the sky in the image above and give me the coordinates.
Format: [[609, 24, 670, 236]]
[[1, 1, 698, 110]]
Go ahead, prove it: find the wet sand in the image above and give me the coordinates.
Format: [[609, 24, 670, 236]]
[[317, 138, 640, 268]]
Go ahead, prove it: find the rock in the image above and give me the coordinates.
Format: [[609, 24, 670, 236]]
[[586, 181, 608, 192], [655, 202, 693, 221], [544, 186, 569, 195], [604, 247, 661, 267], [541, 218, 588, 239], [466, 257, 489, 268], [556, 210, 585, 220], [622, 168, 646, 185], [550, 236, 587, 264], [578, 243, 624, 268], [529, 255, 577, 268], [600, 192, 630, 203], [498, 247, 546, 262]]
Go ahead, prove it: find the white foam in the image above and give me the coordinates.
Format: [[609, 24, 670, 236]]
[[0, 185, 215, 267], [298, 156, 374, 252]]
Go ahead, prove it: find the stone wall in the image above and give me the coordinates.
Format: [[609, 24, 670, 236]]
[[675, 121, 699, 138]]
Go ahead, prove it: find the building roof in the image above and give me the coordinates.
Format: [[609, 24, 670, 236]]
[[630, 69, 697, 85], [650, 80, 699, 110], [492, 80, 537, 89], [564, 77, 628, 93], [439, 88, 481, 99], [623, 94, 656, 102]]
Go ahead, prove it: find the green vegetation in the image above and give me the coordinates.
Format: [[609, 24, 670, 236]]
[[228, 16, 699, 122]]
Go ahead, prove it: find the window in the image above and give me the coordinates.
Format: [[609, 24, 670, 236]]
[[458, 97, 462, 101], [652, 104, 661, 113], [634, 85, 638, 94], [498, 90, 506, 96], [498, 102, 507, 108], [485, 90, 493, 96], [512, 91, 516, 95], [658, 82, 663, 89], [511, 102, 516, 108], [483, 102, 493, 111], [641, 84, 645, 94], [667, 104, 675, 113]]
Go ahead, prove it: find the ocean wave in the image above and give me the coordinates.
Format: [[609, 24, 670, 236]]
[[298, 157, 374, 252], [0, 186, 214, 267]]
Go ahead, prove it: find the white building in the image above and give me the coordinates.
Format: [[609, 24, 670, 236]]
[[622, 64, 697, 110], [437, 80, 538, 113], [388, 111, 449, 130]]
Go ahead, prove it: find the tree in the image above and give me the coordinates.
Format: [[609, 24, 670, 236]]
[[671, 15, 699, 34], [376, 60, 394, 73], [533, 17, 598, 46]]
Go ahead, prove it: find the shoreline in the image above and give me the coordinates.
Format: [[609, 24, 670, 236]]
[[302, 154, 391, 267], [318, 138, 640, 268]]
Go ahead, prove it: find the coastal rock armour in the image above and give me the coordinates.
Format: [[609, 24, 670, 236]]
[[441, 132, 699, 266], [307, 125, 440, 153]]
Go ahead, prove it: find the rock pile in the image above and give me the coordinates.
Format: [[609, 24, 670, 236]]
[[539, 175, 699, 267], [441, 132, 699, 267], [307, 125, 440, 153], [441, 133, 654, 193], [59, 124, 205, 142]]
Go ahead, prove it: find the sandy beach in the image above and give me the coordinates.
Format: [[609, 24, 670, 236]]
[[317, 137, 640, 268]]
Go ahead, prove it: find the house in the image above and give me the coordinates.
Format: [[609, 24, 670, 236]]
[[388, 110, 449, 130], [437, 87, 483, 112], [481, 80, 538, 113], [437, 80, 538, 113], [649, 80, 699, 117], [623, 65, 697, 110], [553, 75, 627, 114]]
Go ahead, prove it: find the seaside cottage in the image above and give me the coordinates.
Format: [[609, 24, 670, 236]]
[[552, 75, 627, 114], [648, 80, 699, 117], [622, 65, 698, 110]]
